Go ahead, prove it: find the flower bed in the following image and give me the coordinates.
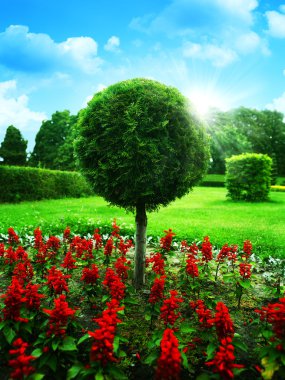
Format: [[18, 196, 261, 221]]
[[0, 222, 284, 379]]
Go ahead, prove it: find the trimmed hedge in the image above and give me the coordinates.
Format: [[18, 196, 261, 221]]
[[0, 166, 93, 203], [225, 153, 272, 201], [200, 174, 225, 187]]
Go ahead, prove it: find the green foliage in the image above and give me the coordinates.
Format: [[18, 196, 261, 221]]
[[0, 166, 93, 203], [0, 125, 27, 165], [200, 174, 225, 187], [225, 153, 272, 202], [75, 78, 209, 212], [30, 110, 77, 170]]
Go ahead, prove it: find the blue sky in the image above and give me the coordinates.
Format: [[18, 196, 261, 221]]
[[0, 0, 285, 151]]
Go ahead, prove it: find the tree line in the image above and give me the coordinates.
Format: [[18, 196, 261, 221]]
[[0, 106, 285, 175]]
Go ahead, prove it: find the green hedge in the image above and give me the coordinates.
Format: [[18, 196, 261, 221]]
[[0, 166, 93, 203], [225, 153, 272, 201]]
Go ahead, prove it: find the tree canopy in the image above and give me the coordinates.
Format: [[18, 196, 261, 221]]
[[0, 125, 27, 166], [30, 110, 77, 170]]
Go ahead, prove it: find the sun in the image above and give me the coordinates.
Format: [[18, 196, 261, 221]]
[[187, 88, 231, 119]]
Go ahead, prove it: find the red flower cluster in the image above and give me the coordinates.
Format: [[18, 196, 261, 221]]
[[160, 290, 183, 326], [104, 237, 114, 256], [146, 252, 165, 275], [8, 227, 20, 246], [206, 337, 244, 380], [190, 299, 213, 329], [63, 226, 71, 242], [9, 338, 36, 379], [46, 236, 61, 252], [255, 297, 285, 341], [149, 276, 166, 304], [43, 294, 76, 336], [0, 242, 4, 257], [25, 283, 45, 310], [111, 218, 121, 238], [103, 268, 125, 301], [13, 260, 34, 284], [216, 244, 232, 263], [156, 328, 181, 380], [70, 236, 93, 259], [160, 229, 175, 252], [61, 251, 77, 270], [81, 264, 100, 284], [186, 255, 199, 278], [33, 227, 43, 250], [118, 238, 133, 255], [201, 236, 213, 262], [239, 263, 252, 279], [93, 228, 103, 250], [212, 302, 234, 341], [88, 299, 124, 366], [242, 240, 252, 259], [114, 256, 131, 280], [2, 277, 28, 322], [46, 266, 70, 294]]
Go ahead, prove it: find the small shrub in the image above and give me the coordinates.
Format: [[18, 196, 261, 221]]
[[225, 153, 272, 201], [0, 166, 93, 203]]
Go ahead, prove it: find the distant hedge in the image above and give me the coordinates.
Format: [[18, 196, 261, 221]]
[[225, 153, 272, 201], [0, 166, 93, 203]]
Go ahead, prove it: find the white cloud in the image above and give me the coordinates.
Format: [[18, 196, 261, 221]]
[[183, 42, 237, 67], [266, 92, 285, 115], [266, 9, 285, 38], [0, 25, 103, 74], [235, 31, 261, 53], [104, 36, 120, 52], [0, 80, 46, 149]]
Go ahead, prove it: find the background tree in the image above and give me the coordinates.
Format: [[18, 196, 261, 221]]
[[0, 125, 27, 166], [30, 110, 76, 170], [75, 78, 209, 288]]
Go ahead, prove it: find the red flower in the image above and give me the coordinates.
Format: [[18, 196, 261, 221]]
[[216, 244, 231, 263], [33, 227, 43, 250], [88, 299, 124, 366], [206, 337, 244, 380], [46, 236, 61, 252], [118, 238, 133, 255], [160, 229, 175, 251], [8, 227, 20, 246], [146, 252, 165, 275], [25, 283, 45, 310], [104, 237, 114, 256], [239, 263, 252, 279], [160, 290, 183, 326], [63, 226, 71, 242], [0, 242, 5, 257], [201, 236, 213, 262], [46, 266, 70, 294], [13, 260, 34, 284], [61, 251, 77, 270], [211, 302, 234, 341], [103, 268, 125, 301], [81, 264, 100, 284], [114, 256, 131, 280], [242, 240, 252, 259], [1, 277, 28, 322], [149, 276, 166, 304], [111, 218, 120, 238], [255, 297, 285, 341], [9, 338, 35, 379], [186, 255, 199, 278], [93, 228, 103, 250], [156, 328, 181, 380], [191, 299, 213, 329], [43, 294, 76, 336], [70, 236, 93, 259]]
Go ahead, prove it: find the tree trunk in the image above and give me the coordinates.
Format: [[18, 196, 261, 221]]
[[134, 202, 147, 289]]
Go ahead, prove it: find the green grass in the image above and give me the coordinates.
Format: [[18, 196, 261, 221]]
[[0, 187, 284, 258]]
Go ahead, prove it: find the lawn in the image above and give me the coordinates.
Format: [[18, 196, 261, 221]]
[[0, 187, 284, 258]]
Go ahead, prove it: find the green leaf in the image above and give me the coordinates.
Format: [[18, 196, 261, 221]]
[[181, 351, 189, 370], [31, 348, 43, 358], [95, 369, 104, 380], [196, 373, 211, 380], [30, 374, 45, 380], [108, 366, 128, 380], [144, 351, 158, 365], [124, 297, 139, 305], [78, 333, 90, 345], [180, 322, 195, 334], [262, 330, 273, 340], [239, 280, 251, 289], [113, 336, 120, 354], [3, 326, 16, 344], [52, 338, 60, 351], [206, 342, 217, 360], [144, 312, 151, 321], [101, 295, 109, 303], [67, 364, 83, 380], [60, 336, 77, 352], [47, 354, 57, 372]]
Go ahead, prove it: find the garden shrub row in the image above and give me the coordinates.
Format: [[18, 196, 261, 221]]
[[0, 166, 93, 203]]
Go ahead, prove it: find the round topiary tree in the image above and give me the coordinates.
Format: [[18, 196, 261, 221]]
[[75, 78, 209, 288]]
